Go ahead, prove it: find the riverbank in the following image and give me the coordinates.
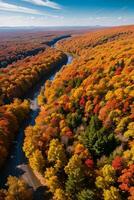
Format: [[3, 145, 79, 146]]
[[0, 34, 71, 68], [0, 37, 73, 192]]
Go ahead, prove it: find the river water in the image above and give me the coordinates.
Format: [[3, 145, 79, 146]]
[[0, 38, 73, 192]]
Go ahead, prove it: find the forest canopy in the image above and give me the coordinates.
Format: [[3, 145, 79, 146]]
[[23, 26, 134, 200]]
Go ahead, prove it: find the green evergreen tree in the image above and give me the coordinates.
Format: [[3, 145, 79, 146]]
[[65, 171, 85, 200], [79, 115, 119, 158], [77, 189, 95, 200]]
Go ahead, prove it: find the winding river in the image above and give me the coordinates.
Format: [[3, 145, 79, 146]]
[[0, 37, 73, 196]]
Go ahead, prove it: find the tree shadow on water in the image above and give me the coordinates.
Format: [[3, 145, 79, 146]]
[[0, 166, 26, 188], [33, 186, 52, 200]]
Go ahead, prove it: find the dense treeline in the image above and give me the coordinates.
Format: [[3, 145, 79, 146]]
[[57, 25, 134, 56], [23, 26, 134, 200], [0, 99, 30, 168], [0, 31, 70, 68], [0, 33, 68, 191], [0, 48, 67, 104]]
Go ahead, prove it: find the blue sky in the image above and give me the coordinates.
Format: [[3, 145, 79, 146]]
[[0, 0, 134, 26]]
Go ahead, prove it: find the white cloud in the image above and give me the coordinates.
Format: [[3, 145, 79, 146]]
[[23, 0, 61, 9], [0, 0, 43, 15], [0, 0, 60, 18]]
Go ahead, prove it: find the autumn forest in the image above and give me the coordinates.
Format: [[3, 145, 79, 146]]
[[0, 25, 134, 200]]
